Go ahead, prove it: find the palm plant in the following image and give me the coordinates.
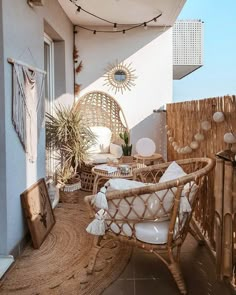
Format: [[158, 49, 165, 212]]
[[46, 104, 95, 185]]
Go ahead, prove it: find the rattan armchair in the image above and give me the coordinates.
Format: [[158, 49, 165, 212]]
[[74, 91, 129, 191], [84, 158, 215, 294]]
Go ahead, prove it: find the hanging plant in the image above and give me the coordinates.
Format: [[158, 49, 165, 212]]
[[76, 61, 83, 74], [73, 45, 83, 96]]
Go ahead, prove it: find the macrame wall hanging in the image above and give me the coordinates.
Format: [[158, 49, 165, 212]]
[[8, 58, 46, 162]]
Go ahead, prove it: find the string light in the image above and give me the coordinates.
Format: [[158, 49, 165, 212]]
[[69, 0, 162, 34], [113, 23, 117, 32]]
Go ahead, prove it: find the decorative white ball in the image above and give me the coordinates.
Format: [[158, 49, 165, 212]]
[[180, 148, 186, 154], [167, 130, 171, 135], [201, 121, 211, 131], [172, 141, 177, 147], [224, 132, 236, 144], [190, 141, 199, 150], [213, 112, 225, 123], [194, 133, 204, 142], [174, 145, 179, 151], [183, 146, 192, 154], [177, 147, 182, 153], [168, 137, 174, 142], [136, 138, 156, 157], [165, 125, 169, 130]]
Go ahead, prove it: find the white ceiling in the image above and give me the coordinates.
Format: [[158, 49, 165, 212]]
[[58, 0, 186, 27]]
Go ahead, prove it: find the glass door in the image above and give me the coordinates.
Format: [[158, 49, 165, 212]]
[[44, 33, 55, 178]]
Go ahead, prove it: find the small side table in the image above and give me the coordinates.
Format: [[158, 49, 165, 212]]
[[134, 153, 164, 166]]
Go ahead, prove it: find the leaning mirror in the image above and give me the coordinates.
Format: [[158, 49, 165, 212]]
[[103, 61, 137, 94]]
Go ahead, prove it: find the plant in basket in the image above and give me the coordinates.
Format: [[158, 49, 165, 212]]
[[46, 104, 96, 191]]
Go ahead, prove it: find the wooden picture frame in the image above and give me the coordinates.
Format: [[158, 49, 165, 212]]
[[21, 178, 56, 249]]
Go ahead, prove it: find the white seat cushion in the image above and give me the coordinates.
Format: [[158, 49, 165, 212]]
[[109, 220, 169, 244], [135, 221, 169, 244], [88, 126, 112, 153], [87, 153, 118, 164]]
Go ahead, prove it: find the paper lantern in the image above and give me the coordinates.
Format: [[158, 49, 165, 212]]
[[213, 112, 225, 123], [174, 145, 179, 151], [201, 121, 211, 131], [190, 141, 199, 150], [194, 133, 204, 142], [183, 146, 192, 154], [224, 132, 236, 144], [136, 138, 156, 157], [177, 147, 182, 153]]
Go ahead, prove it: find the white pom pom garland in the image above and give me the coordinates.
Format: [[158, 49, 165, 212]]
[[213, 112, 224, 123]]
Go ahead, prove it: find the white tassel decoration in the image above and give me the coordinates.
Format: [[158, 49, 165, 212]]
[[86, 209, 107, 235]]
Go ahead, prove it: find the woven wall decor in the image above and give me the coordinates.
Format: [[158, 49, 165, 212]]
[[103, 60, 137, 94]]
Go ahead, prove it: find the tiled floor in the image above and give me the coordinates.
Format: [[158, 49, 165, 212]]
[[102, 235, 234, 295]]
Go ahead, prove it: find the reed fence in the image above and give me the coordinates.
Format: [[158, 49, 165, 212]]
[[166, 95, 236, 285]]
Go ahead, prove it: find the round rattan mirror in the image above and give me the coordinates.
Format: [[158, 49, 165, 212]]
[[103, 61, 137, 94]]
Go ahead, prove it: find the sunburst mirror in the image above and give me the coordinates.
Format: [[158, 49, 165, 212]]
[[103, 61, 137, 94]]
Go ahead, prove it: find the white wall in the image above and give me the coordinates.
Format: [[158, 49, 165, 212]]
[[75, 26, 173, 153], [1, 0, 73, 254]]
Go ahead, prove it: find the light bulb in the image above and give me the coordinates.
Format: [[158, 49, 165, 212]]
[[113, 23, 118, 32]]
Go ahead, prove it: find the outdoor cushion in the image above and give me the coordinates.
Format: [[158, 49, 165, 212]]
[[88, 126, 112, 154], [135, 221, 170, 244], [87, 153, 118, 164], [109, 220, 169, 244], [109, 143, 123, 158], [105, 162, 194, 220]]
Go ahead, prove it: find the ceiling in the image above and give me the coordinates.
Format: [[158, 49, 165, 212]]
[[58, 0, 186, 27]]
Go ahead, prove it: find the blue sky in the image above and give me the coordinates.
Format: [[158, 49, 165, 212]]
[[173, 0, 236, 102]]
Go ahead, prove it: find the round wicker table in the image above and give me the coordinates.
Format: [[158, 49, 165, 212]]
[[91, 163, 145, 194]]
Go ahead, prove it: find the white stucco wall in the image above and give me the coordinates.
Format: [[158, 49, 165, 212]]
[[75, 26, 173, 153], [0, 0, 73, 254]]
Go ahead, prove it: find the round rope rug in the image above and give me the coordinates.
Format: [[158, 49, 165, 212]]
[[0, 194, 132, 295]]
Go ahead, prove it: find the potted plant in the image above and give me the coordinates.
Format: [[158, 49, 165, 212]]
[[119, 131, 133, 163], [46, 104, 95, 191]]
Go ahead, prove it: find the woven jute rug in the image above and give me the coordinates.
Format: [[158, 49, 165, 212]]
[[0, 191, 132, 295]]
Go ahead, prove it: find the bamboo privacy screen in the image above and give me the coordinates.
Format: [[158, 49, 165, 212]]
[[214, 158, 236, 284], [166, 95, 236, 283]]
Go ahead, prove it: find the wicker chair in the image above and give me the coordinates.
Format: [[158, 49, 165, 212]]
[[74, 91, 129, 191], [84, 158, 215, 294]]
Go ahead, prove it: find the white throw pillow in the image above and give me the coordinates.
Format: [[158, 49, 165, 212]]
[[110, 143, 123, 158], [88, 126, 112, 154], [106, 162, 194, 221], [159, 161, 186, 183]]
